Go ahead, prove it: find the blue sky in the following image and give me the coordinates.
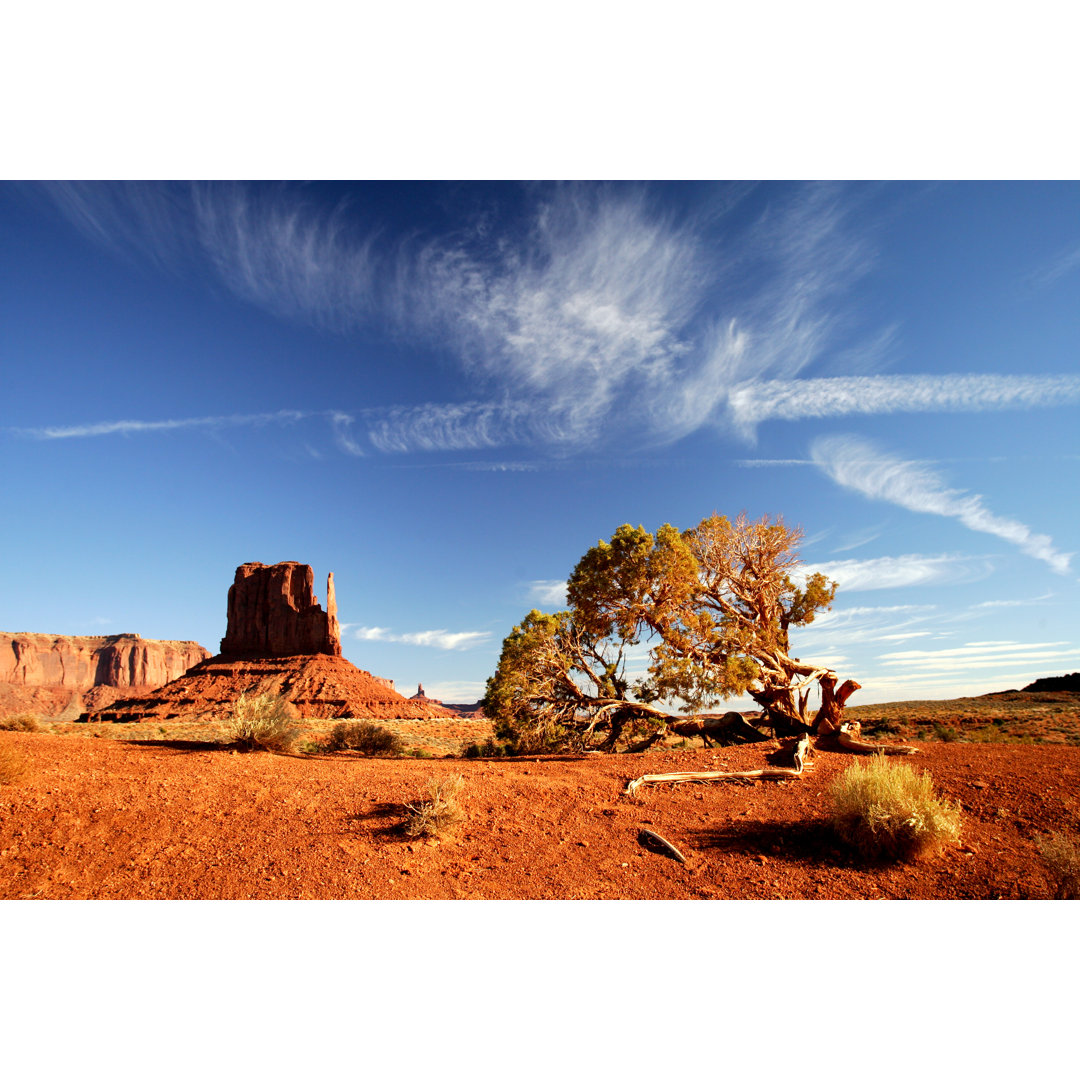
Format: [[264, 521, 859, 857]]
[[2, 181, 1078, 706]]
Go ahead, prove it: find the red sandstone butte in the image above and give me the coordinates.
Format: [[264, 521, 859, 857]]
[[87, 562, 456, 722], [0, 632, 210, 718], [220, 561, 341, 658]]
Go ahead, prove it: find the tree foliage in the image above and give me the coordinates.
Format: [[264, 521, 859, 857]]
[[483, 511, 856, 752], [482, 609, 669, 753]]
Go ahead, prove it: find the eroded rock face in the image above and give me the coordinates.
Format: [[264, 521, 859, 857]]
[[219, 562, 342, 658], [0, 633, 210, 690], [0, 633, 211, 719]]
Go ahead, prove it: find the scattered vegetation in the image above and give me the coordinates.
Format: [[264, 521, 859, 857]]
[[829, 754, 962, 861], [463, 738, 511, 758], [0, 743, 28, 784], [404, 774, 465, 839], [0, 714, 42, 733], [325, 720, 403, 756], [1037, 833, 1080, 899], [225, 693, 299, 753]]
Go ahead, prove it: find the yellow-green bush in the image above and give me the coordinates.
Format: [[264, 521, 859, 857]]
[[829, 754, 961, 861], [325, 720, 403, 756], [0, 714, 42, 733], [404, 775, 465, 839], [225, 693, 298, 753]]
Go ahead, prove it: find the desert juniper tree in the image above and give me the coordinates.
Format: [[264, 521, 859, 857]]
[[483, 512, 859, 751]]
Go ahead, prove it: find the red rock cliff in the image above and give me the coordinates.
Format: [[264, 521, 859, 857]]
[[219, 562, 342, 658], [0, 633, 210, 690]]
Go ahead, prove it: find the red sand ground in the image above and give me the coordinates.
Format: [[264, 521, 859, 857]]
[[2, 730, 1077, 899]]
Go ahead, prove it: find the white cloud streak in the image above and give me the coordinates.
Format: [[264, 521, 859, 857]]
[[19, 410, 310, 440], [812, 434, 1073, 574], [730, 373, 1080, 441], [802, 553, 992, 591], [1024, 242, 1080, 290], [352, 626, 491, 651], [877, 639, 1080, 673]]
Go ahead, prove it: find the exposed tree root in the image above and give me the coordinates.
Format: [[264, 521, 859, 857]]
[[831, 721, 918, 755], [624, 735, 811, 795]]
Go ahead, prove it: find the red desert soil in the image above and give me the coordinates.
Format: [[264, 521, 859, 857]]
[[2, 730, 1077, 899]]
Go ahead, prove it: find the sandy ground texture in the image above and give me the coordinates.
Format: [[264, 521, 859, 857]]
[[2, 729, 1078, 900]]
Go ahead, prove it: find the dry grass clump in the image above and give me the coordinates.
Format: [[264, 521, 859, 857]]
[[326, 720, 403, 756], [226, 693, 299, 753], [1037, 833, 1080, 899], [404, 774, 465, 839], [0, 743, 28, 784], [0, 714, 42, 733], [829, 754, 961, 861]]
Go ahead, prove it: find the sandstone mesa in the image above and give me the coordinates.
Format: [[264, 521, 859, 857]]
[[0, 632, 210, 720]]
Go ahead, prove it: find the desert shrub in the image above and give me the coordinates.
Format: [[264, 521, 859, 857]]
[[0, 714, 42, 733], [829, 754, 961, 861], [325, 720, 403, 756], [225, 693, 298, 753], [0, 744, 27, 784], [1037, 833, 1080, 899], [931, 722, 963, 742], [404, 774, 465, 839], [463, 738, 508, 758]]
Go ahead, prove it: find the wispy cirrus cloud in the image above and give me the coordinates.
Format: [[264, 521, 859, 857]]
[[352, 626, 491, 651], [801, 553, 993, 591], [877, 639, 1080, 673], [811, 434, 1073, 574], [1023, 241, 1080, 291], [35, 182, 1080, 458], [34, 182, 879, 455], [729, 373, 1080, 441], [18, 410, 310, 440]]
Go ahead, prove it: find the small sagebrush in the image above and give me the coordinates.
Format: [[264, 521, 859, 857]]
[[404, 774, 465, 839], [1037, 833, 1080, 899], [0, 714, 42, 733], [830, 754, 961, 861], [226, 693, 298, 753], [326, 720, 403, 756], [0, 744, 27, 784]]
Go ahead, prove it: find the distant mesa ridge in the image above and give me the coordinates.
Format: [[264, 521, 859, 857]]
[[1, 632, 209, 690], [1022, 672, 1080, 693], [0, 632, 210, 719]]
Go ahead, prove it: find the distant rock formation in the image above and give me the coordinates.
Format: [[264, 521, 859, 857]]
[[88, 562, 455, 723], [440, 701, 487, 719], [89, 654, 458, 723], [0, 633, 210, 719], [1022, 672, 1080, 692], [410, 683, 485, 718], [220, 562, 341, 658]]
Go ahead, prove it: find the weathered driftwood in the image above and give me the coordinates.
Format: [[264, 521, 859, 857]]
[[638, 829, 687, 864], [834, 721, 918, 755], [624, 734, 812, 795]]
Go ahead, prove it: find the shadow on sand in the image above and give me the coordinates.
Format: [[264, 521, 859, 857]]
[[684, 818, 855, 868]]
